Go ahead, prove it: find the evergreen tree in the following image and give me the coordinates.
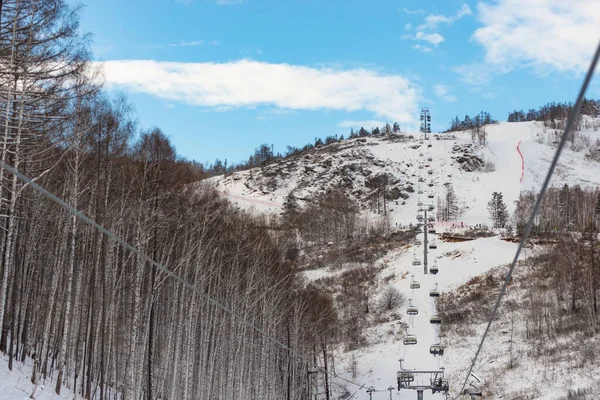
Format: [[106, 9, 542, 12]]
[[487, 192, 509, 228]]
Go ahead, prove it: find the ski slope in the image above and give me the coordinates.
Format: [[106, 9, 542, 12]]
[[208, 121, 600, 230]]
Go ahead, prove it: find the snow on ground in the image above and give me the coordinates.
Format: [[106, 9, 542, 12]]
[[0, 355, 74, 400], [328, 234, 522, 399], [207, 121, 600, 229]]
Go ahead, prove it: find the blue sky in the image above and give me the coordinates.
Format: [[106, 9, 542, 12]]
[[78, 0, 600, 165]]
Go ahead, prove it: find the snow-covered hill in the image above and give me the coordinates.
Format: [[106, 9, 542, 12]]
[[207, 121, 600, 227], [206, 120, 600, 399]]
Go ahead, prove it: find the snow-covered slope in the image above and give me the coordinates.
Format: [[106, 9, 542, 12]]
[[206, 121, 600, 227], [208, 121, 600, 399], [0, 355, 75, 400]]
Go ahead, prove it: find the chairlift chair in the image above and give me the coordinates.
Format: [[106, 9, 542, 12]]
[[419, 165, 424, 169], [410, 280, 420, 289], [429, 344, 444, 356], [415, 239, 422, 245], [428, 216, 435, 222], [397, 371, 415, 383], [412, 259, 421, 266], [417, 201, 423, 206], [428, 228, 436, 234], [463, 387, 483, 397], [428, 205, 434, 211], [431, 378, 449, 394], [407, 304, 418, 315], [429, 241, 437, 249], [403, 334, 417, 345], [419, 153, 424, 157], [428, 157, 432, 161], [430, 315, 442, 324], [428, 193, 434, 198], [428, 170, 433, 175], [428, 182, 434, 187], [429, 288, 440, 297], [430, 265, 439, 275]]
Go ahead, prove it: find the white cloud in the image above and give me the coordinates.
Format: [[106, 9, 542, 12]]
[[168, 40, 205, 47], [402, 31, 444, 46], [338, 120, 386, 130], [403, 8, 426, 15], [405, 23, 412, 30], [99, 60, 420, 123], [217, 0, 246, 4], [433, 84, 457, 102], [453, 63, 495, 86], [411, 44, 433, 53], [417, 4, 472, 30], [473, 0, 600, 74], [456, 3, 473, 19]]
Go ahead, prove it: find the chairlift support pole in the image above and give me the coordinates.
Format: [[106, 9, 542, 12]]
[[423, 209, 428, 274]]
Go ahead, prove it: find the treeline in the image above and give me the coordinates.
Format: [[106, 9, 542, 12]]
[[206, 122, 403, 176], [445, 111, 496, 133], [514, 184, 600, 236], [507, 98, 600, 124], [0, 1, 337, 399]]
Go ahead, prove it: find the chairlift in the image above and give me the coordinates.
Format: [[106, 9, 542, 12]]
[[430, 315, 442, 324], [407, 302, 419, 315], [463, 387, 483, 397], [410, 280, 420, 289], [412, 259, 421, 266], [430, 265, 439, 275], [429, 344, 444, 356], [397, 371, 415, 383], [431, 378, 449, 394], [402, 334, 417, 345]]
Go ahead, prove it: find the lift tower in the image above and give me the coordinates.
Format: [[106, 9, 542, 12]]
[[420, 108, 431, 139]]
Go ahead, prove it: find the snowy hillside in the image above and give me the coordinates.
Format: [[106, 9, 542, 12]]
[[207, 121, 600, 227], [206, 120, 600, 399]]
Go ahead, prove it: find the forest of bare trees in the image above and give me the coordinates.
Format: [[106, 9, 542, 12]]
[[0, 1, 339, 399], [513, 185, 600, 336]]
